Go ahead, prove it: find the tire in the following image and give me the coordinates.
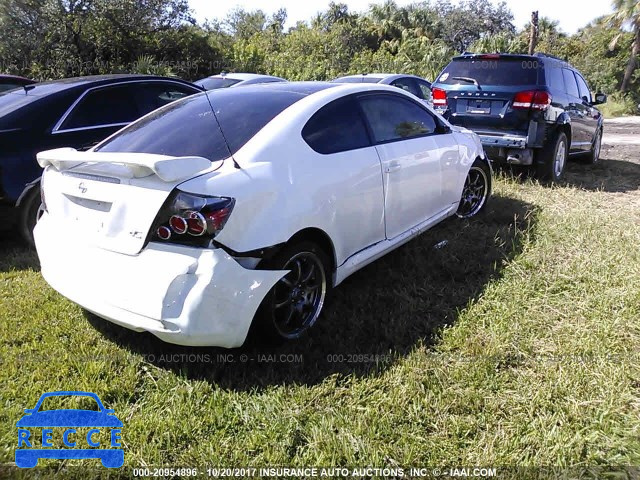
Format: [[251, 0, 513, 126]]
[[255, 241, 330, 342], [584, 128, 602, 165], [535, 131, 568, 182], [19, 185, 44, 247], [456, 159, 492, 219]]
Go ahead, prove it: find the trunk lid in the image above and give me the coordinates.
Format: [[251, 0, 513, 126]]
[[38, 148, 220, 255]]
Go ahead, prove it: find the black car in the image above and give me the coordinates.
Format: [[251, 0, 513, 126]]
[[0, 74, 35, 93], [0, 74, 202, 243], [431, 53, 606, 181]]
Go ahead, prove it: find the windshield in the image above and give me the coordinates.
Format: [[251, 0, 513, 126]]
[[437, 58, 541, 86], [197, 77, 242, 90], [96, 88, 314, 161]]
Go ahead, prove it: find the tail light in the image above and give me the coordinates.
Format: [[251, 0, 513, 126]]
[[151, 191, 234, 247], [513, 90, 552, 111], [432, 87, 448, 107]]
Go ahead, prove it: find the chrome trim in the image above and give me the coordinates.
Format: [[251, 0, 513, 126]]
[[52, 123, 129, 135], [51, 79, 200, 134], [61, 171, 121, 184], [478, 134, 527, 149]]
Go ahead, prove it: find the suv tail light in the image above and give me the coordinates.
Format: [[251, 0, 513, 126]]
[[513, 90, 552, 111], [432, 87, 448, 107], [151, 191, 235, 247]]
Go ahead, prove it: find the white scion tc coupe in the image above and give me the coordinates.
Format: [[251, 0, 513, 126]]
[[34, 82, 491, 348]]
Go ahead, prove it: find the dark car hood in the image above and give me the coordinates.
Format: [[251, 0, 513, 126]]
[[16, 410, 123, 428]]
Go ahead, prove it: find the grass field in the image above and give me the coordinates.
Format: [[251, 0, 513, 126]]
[[1, 130, 640, 478]]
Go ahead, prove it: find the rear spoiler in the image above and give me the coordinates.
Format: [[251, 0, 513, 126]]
[[37, 148, 212, 183]]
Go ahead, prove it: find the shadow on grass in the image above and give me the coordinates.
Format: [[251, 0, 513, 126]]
[[564, 157, 640, 193], [0, 229, 39, 273], [87, 194, 539, 390], [493, 154, 640, 194]]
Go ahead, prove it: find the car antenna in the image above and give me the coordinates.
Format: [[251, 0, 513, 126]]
[[203, 93, 242, 170], [23, 85, 36, 93]]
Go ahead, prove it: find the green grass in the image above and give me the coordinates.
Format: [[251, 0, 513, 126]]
[[1, 157, 640, 479]]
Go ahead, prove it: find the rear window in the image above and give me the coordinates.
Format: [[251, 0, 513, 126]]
[[437, 58, 541, 86], [96, 88, 311, 161], [198, 77, 242, 90]]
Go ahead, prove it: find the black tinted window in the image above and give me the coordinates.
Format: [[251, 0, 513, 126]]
[[575, 73, 591, 102], [136, 82, 197, 113], [545, 65, 566, 94], [562, 69, 580, 98], [359, 95, 437, 143], [61, 85, 140, 130], [97, 88, 312, 161], [96, 94, 229, 161], [416, 79, 432, 100], [437, 58, 540, 86], [391, 78, 421, 98], [302, 96, 370, 154]]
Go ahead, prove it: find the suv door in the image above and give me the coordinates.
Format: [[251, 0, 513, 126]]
[[49, 83, 142, 151], [562, 68, 590, 151], [358, 93, 456, 239], [574, 72, 600, 145]]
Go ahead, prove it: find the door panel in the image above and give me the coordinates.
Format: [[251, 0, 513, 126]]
[[562, 69, 590, 150], [358, 93, 449, 240]]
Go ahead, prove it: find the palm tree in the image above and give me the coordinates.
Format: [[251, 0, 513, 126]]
[[611, 0, 640, 92]]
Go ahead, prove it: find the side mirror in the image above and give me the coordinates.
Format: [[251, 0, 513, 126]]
[[593, 93, 607, 105]]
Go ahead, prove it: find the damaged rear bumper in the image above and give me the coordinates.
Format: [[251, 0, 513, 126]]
[[34, 213, 287, 348]]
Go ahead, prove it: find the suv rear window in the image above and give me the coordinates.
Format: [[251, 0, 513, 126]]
[[437, 58, 541, 86]]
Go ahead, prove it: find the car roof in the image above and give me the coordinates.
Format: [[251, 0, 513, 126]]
[[8, 74, 197, 97], [0, 74, 34, 83], [208, 73, 285, 81]]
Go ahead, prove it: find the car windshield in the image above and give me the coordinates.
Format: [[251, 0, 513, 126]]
[[437, 58, 541, 86], [96, 87, 318, 161], [197, 77, 242, 90]]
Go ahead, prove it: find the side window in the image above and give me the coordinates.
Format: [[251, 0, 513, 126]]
[[416, 79, 432, 101], [562, 69, 580, 99], [390, 78, 421, 98], [136, 82, 196, 114], [546, 65, 566, 94], [359, 95, 438, 143], [575, 74, 591, 103], [302, 96, 371, 155], [60, 85, 140, 130]]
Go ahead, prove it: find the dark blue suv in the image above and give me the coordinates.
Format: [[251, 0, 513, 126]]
[[431, 53, 606, 182]]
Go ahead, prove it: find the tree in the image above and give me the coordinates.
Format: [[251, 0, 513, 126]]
[[610, 0, 640, 92]]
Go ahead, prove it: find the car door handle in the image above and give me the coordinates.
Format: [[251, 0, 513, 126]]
[[385, 161, 402, 173]]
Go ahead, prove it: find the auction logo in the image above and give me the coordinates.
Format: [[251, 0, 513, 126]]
[[15, 391, 123, 468]]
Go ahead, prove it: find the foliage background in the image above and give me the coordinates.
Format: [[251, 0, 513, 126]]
[[0, 0, 637, 112]]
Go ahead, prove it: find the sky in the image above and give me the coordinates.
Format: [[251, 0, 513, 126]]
[[188, 0, 615, 34]]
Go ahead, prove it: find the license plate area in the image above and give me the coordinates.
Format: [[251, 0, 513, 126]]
[[466, 100, 491, 114]]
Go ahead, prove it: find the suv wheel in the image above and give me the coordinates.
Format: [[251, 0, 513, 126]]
[[536, 131, 568, 182], [585, 128, 602, 165]]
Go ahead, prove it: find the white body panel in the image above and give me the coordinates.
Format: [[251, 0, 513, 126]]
[[35, 83, 487, 347]]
